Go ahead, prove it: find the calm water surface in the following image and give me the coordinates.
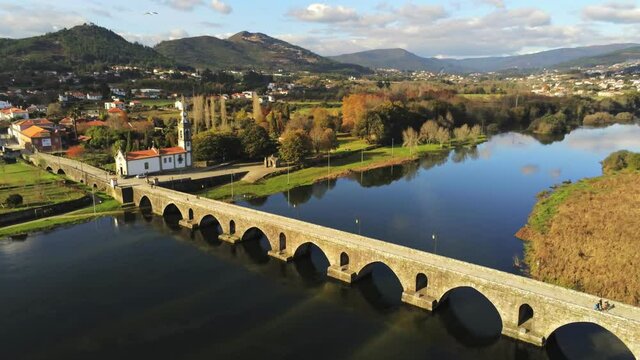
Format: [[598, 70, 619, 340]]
[[1, 125, 638, 359]]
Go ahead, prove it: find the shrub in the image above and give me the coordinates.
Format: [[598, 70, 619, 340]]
[[5, 194, 23, 208], [601, 150, 640, 175], [583, 112, 615, 126]]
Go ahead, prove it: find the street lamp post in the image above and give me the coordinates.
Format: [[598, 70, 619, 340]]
[[432, 233, 437, 254], [356, 218, 361, 235]]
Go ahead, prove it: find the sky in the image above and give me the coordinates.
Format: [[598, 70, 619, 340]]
[[0, 0, 639, 58]]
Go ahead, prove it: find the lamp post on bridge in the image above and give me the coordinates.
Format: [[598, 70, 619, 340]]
[[355, 218, 361, 235], [432, 233, 437, 254]]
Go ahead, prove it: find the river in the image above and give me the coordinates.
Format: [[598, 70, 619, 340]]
[[1, 125, 639, 359]]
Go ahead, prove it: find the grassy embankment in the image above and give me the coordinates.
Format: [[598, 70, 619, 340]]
[[517, 152, 640, 306], [0, 193, 122, 238], [200, 135, 484, 200], [0, 162, 86, 214]]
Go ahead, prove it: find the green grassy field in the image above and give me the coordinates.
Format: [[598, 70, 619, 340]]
[[132, 109, 180, 122], [136, 99, 176, 107], [0, 162, 86, 214], [0, 194, 122, 238], [199, 142, 446, 200]]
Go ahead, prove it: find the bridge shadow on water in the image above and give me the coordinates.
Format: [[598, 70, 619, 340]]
[[117, 211, 635, 360]]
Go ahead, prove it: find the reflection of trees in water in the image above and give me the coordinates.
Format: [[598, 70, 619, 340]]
[[420, 151, 450, 170], [530, 132, 566, 145], [452, 146, 480, 163], [280, 179, 337, 207], [245, 196, 268, 206]]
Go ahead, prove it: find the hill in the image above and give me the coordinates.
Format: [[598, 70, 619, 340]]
[[328, 48, 467, 73], [155, 31, 370, 74], [330, 44, 639, 73], [0, 24, 175, 72], [558, 46, 640, 69]]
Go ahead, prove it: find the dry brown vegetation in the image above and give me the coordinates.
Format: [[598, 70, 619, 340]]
[[517, 172, 640, 306]]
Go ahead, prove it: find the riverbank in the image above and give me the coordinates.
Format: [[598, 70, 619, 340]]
[[516, 170, 640, 306], [0, 194, 123, 238], [198, 140, 482, 201]]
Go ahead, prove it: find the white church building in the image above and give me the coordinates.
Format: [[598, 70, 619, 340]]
[[115, 100, 192, 177]]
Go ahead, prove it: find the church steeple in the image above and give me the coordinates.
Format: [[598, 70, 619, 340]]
[[177, 97, 191, 152]]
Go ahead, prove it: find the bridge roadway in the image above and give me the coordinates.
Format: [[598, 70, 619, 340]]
[[33, 153, 640, 357]]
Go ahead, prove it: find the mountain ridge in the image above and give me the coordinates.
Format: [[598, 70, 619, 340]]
[[155, 31, 370, 74], [330, 43, 640, 73]]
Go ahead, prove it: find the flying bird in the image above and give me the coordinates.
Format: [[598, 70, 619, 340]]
[[144, 11, 158, 15]]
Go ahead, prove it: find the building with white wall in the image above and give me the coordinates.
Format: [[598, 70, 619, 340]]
[[115, 100, 192, 177]]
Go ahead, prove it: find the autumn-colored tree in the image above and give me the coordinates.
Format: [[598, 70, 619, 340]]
[[252, 92, 265, 123], [453, 124, 471, 142], [220, 96, 228, 128], [402, 127, 419, 154], [67, 145, 85, 158], [419, 120, 439, 144], [279, 130, 312, 164], [341, 93, 385, 132], [435, 127, 451, 147]]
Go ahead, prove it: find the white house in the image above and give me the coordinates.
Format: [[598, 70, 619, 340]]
[[0, 107, 29, 120], [115, 100, 192, 177], [0, 100, 12, 109], [104, 100, 126, 110], [86, 93, 103, 101]]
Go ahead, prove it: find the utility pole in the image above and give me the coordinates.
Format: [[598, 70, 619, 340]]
[[391, 138, 394, 157]]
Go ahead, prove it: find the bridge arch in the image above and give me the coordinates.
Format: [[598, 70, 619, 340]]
[[339, 252, 349, 267], [229, 220, 236, 234], [138, 196, 152, 211], [57, 169, 66, 175], [415, 273, 428, 292], [46, 166, 53, 172], [293, 242, 331, 279], [355, 261, 404, 307], [278, 232, 286, 251], [240, 226, 272, 264], [545, 322, 635, 360], [162, 203, 183, 227], [188, 208, 194, 221], [199, 214, 223, 244], [518, 303, 534, 327], [436, 286, 504, 341]]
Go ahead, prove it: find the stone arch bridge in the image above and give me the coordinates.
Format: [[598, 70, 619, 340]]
[[133, 185, 640, 357], [32, 153, 640, 357]]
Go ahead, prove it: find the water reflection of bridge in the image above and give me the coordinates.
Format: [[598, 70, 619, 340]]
[[35, 153, 640, 358]]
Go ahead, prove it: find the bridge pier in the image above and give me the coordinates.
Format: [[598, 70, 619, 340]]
[[268, 250, 293, 262], [401, 291, 438, 311], [218, 233, 242, 244], [178, 219, 197, 229], [502, 324, 545, 346], [327, 265, 357, 283]]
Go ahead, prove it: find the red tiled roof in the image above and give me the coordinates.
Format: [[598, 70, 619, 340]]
[[108, 107, 126, 114], [14, 118, 53, 127], [85, 120, 106, 127], [22, 125, 49, 138], [125, 146, 186, 160]]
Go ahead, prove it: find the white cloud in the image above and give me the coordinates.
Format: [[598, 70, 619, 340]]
[[286, 3, 604, 57], [477, 0, 505, 8], [583, 1, 640, 24], [120, 29, 190, 46], [0, 5, 86, 38], [155, 0, 203, 11], [211, 0, 232, 14], [288, 3, 359, 23], [395, 3, 448, 23]]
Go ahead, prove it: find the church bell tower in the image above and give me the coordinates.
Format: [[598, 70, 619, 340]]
[[177, 98, 192, 166]]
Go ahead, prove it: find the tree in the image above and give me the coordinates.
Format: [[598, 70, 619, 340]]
[[435, 127, 451, 147], [615, 112, 634, 123], [469, 124, 483, 139], [309, 126, 337, 153], [67, 145, 85, 158], [192, 131, 243, 163], [402, 127, 419, 154], [241, 123, 276, 159], [279, 130, 312, 164], [419, 120, 439, 144], [47, 102, 63, 118], [252, 92, 264, 123], [220, 96, 228, 128], [5, 194, 23, 208], [453, 124, 471, 142], [312, 107, 332, 129]]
